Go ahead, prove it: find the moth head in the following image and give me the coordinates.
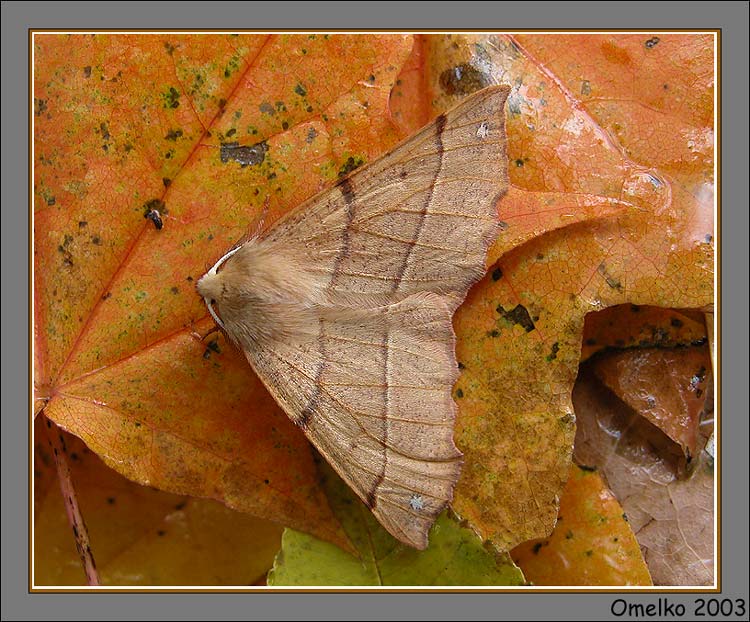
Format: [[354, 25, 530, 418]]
[[196, 245, 243, 329], [196, 271, 222, 303]]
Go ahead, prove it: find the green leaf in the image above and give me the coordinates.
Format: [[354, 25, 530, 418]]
[[267, 464, 525, 586]]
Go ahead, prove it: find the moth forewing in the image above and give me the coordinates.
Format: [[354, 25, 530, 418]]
[[198, 85, 510, 549]]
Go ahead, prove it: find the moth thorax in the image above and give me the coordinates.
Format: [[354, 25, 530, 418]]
[[196, 272, 223, 301]]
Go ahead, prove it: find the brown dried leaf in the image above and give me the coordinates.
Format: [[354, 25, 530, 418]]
[[591, 345, 711, 458], [573, 366, 714, 586]]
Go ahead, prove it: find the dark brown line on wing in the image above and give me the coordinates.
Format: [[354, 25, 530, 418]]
[[390, 113, 447, 294], [367, 114, 447, 509], [330, 177, 357, 287], [366, 328, 389, 509], [298, 318, 324, 429], [299, 178, 357, 427]]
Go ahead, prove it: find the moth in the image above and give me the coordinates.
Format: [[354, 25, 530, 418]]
[[197, 85, 510, 549]]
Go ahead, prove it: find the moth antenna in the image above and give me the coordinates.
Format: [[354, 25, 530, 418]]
[[205, 299, 226, 331]]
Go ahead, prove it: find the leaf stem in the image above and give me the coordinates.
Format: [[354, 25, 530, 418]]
[[42, 414, 101, 586]]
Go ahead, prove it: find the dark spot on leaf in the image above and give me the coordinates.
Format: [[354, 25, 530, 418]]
[[91, 236, 102, 245], [101, 292, 112, 300], [225, 128, 236, 138], [83, 65, 92, 78], [565, 530, 573, 540], [457, 361, 465, 370], [497, 304, 536, 332], [306, 105, 314, 113], [492, 268, 503, 281], [157, 530, 166, 537], [259, 101, 275, 116], [546, 342, 560, 362], [337, 155, 365, 178], [670, 316, 684, 328], [622, 512, 629, 522], [578, 464, 597, 472], [515, 158, 524, 167], [498, 221, 509, 232], [645, 36, 660, 48], [162, 177, 172, 187], [455, 388, 464, 398], [294, 83, 307, 97], [106, 497, 116, 505], [220, 140, 269, 167], [306, 127, 318, 143], [203, 339, 221, 359], [581, 80, 591, 96], [162, 86, 180, 109], [585, 550, 593, 557], [143, 199, 166, 224], [165, 128, 183, 141], [531, 542, 543, 554], [186, 276, 193, 282], [141, 200, 164, 230], [281, 121, 289, 131], [439, 63, 492, 96], [218, 98, 226, 110], [585, 338, 596, 346], [174, 501, 186, 510], [145, 210, 163, 229], [170, 286, 179, 294], [135, 422, 141, 428], [487, 329, 500, 338], [99, 122, 110, 141], [78, 221, 88, 228], [47, 196, 56, 206], [164, 42, 175, 55], [70, 452, 79, 461], [264, 479, 270, 485], [34, 99, 48, 116], [267, 172, 277, 180]]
